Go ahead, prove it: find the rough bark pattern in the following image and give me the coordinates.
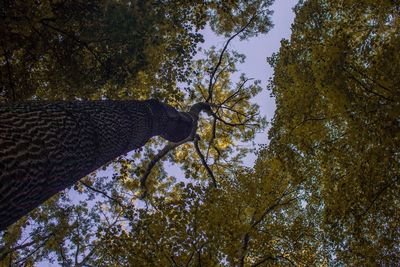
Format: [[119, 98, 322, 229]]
[[0, 100, 184, 230]]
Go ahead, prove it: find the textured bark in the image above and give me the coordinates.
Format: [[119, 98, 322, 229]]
[[0, 100, 192, 230]]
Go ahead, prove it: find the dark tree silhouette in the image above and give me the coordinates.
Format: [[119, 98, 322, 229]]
[[0, 99, 195, 230]]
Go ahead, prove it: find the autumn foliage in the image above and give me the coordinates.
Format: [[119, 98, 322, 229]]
[[1, 0, 399, 266]]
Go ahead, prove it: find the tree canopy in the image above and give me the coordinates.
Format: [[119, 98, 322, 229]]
[[1, 0, 399, 266], [268, 0, 400, 264], [1, 0, 272, 102]]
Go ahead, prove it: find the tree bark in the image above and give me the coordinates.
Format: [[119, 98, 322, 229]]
[[0, 100, 192, 231]]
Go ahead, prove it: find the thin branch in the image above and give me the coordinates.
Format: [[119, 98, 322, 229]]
[[193, 135, 217, 188], [39, 21, 105, 70], [185, 250, 196, 267], [220, 105, 248, 117], [0, 233, 54, 261], [277, 255, 296, 266], [221, 78, 253, 107], [206, 117, 217, 161], [170, 256, 179, 267], [204, 77, 253, 162], [251, 255, 296, 267], [251, 256, 277, 267], [212, 112, 258, 127], [206, 14, 257, 102], [196, 84, 208, 101], [342, 66, 394, 102], [79, 181, 125, 208], [13, 235, 54, 265], [76, 244, 98, 267], [75, 216, 81, 266], [239, 232, 250, 267], [211, 65, 230, 93], [238, 189, 298, 267], [348, 63, 394, 93], [228, 95, 250, 110], [252, 191, 298, 229], [59, 243, 68, 266], [359, 175, 400, 217]]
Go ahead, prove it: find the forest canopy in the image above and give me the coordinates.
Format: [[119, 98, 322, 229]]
[[1, 0, 399, 266]]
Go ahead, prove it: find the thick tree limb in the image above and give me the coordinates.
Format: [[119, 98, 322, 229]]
[[139, 102, 213, 198], [139, 142, 183, 198]]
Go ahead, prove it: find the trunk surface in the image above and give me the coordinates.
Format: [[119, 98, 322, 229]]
[[0, 100, 186, 230]]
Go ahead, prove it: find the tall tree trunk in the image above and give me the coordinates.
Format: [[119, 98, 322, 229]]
[[0, 100, 192, 230]]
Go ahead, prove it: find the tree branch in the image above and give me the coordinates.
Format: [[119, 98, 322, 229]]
[[80, 181, 125, 208], [139, 142, 182, 198], [0, 233, 54, 261], [239, 232, 250, 267], [139, 102, 213, 198], [12, 234, 54, 265], [193, 135, 217, 188], [206, 14, 257, 102]]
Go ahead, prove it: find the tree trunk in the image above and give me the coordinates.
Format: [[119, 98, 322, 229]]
[[0, 100, 192, 230]]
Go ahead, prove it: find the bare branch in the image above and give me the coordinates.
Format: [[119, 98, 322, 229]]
[[12, 234, 54, 265], [74, 217, 80, 266], [220, 78, 253, 107], [251, 194, 298, 229], [0, 233, 54, 261], [251, 255, 296, 267], [347, 63, 394, 93], [76, 243, 98, 267], [239, 232, 250, 267], [39, 21, 105, 69], [358, 175, 400, 218], [342, 66, 394, 102], [139, 142, 182, 198], [212, 112, 258, 127], [193, 135, 217, 188], [238, 189, 299, 267], [59, 244, 68, 266], [206, 14, 257, 102], [251, 256, 277, 267], [196, 84, 208, 101], [212, 65, 230, 89], [203, 77, 254, 163], [228, 95, 251, 110], [79, 181, 125, 208], [220, 105, 249, 117], [205, 117, 217, 161]]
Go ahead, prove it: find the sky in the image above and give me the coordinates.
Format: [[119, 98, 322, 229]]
[[34, 1, 298, 266]]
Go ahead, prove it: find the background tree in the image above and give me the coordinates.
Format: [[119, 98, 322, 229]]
[[0, 0, 273, 102], [267, 0, 400, 265]]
